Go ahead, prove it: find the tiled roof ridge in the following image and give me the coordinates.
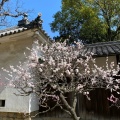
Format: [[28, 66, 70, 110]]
[[0, 14, 52, 41], [82, 40, 120, 56], [85, 40, 120, 47], [0, 26, 18, 33]]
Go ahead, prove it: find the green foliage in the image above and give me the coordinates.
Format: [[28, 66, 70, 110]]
[[51, 0, 120, 43]]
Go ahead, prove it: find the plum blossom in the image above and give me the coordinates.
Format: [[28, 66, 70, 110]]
[[107, 94, 118, 103], [75, 69, 79, 73], [65, 70, 71, 75], [52, 85, 57, 89], [2, 40, 120, 120], [39, 68, 43, 72], [48, 56, 55, 65], [76, 84, 83, 91], [29, 63, 37, 68]]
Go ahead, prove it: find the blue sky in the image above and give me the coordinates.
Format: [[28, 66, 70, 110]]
[[23, 0, 61, 38]]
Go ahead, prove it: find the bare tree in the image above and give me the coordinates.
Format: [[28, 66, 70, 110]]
[[0, 0, 30, 26], [4, 41, 120, 120]]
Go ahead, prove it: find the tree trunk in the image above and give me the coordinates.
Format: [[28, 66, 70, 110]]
[[59, 92, 80, 120], [107, 27, 112, 41]]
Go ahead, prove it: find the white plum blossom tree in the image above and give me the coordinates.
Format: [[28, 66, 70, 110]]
[[3, 40, 120, 120]]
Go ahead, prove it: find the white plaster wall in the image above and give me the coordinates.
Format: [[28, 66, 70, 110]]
[[0, 37, 39, 113], [0, 87, 30, 113], [29, 93, 39, 113]]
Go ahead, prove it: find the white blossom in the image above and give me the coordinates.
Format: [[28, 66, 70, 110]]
[[1, 40, 120, 117]]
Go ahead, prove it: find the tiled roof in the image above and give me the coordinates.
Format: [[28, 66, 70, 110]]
[[1, 14, 119, 56], [0, 26, 52, 40], [0, 14, 52, 40], [83, 41, 120, 56], [0, 26, 27, 37]]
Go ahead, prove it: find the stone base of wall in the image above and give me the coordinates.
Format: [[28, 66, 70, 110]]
[[0, 111, 72, 120], [31, 117, 73, 120], [0, 112, 32, 120]]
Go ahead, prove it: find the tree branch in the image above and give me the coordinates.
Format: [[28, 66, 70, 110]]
[[0, 0, 8, 10], [59, 92, 79, 120], [72, 92, 77, 110]]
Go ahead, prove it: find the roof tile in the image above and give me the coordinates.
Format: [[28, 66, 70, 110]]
[[85, 41, 120, 56]]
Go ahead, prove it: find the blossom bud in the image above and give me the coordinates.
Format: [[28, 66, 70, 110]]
[[75, 69, 79, 73], [65, 70, 71, 75], [39, 68, 43, 72]]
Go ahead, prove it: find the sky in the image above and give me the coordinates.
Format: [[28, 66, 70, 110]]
[[22, 0, 61, 39]]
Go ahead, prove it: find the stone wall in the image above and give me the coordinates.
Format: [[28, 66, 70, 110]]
[[0, 112, 72, 120], [0, 112, 31, 120], [32, 117, 72, 120]]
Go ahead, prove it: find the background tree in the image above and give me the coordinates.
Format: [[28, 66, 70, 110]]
[[51, 0, 120, 43], [0, 0, 30, 27], [4, 41, 120, 120], [91, 0, 120, 41]]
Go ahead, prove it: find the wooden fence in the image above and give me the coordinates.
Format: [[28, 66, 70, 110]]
[[39, 89, 120, 120]]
